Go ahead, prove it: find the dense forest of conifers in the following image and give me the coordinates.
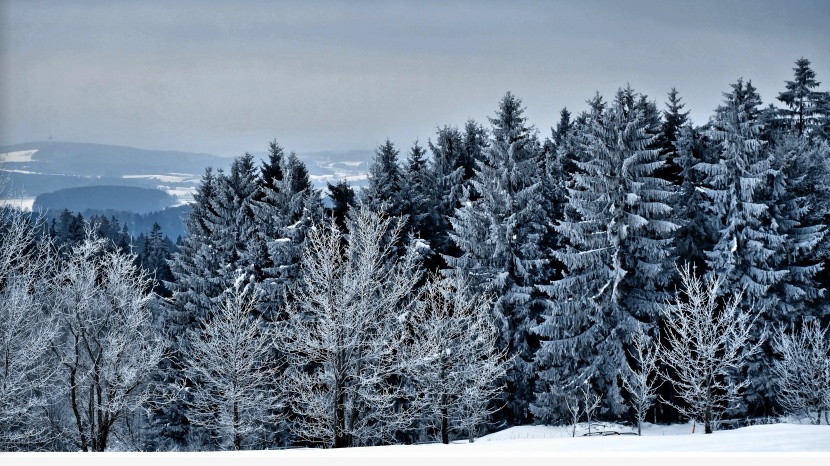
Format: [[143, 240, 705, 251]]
[[2, 58, 830, 451]]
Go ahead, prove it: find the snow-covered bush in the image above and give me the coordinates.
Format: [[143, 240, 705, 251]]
[[770, 319, 830, 425]]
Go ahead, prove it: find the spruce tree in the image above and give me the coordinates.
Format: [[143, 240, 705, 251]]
[[364, 139, 405, 218], [532, 87, 678, 421], [777, 58, 827, 137], [697, 79, 789, 410], [448, 92, 549, 425]]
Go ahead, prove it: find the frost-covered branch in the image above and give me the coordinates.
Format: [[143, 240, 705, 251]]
[[660, 263, 763, 434]]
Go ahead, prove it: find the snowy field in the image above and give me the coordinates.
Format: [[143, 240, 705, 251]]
[[0, 149, 37, 163], [0, 197, 35, 211], [4, 422, 828, 466]]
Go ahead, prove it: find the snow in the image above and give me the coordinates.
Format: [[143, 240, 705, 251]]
[[0, 197, 36, 211], [122, 173, 199, 183], [0, 168, 42, 175], [0, 149, 37, 162], [3, 422, 827, 465]]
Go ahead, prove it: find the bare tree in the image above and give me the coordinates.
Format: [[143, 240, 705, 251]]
[[770, 319, 830, 425], [621, 327, 661, 435], [279, 206, 421, 448], [660, 264, 763, 434], [48, 233, 165, 451], [0, 206, 57, 450], [403, 273, 510, 444], [182, 274, 282, 450], [581, 381, 602, 436]]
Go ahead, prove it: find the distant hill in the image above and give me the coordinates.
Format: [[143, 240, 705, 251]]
[[0, 141, 233, 201], [1, 141, 374, 202], [34, 185, 177, 214], [0, 141, 230, 177]]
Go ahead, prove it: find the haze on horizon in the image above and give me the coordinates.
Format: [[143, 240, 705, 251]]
[[1, 0, 829, 157]]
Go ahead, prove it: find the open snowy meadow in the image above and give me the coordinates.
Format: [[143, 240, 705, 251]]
[[4, 422, 828, 466]]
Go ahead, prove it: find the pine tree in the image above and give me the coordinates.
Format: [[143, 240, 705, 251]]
[[448, 92, 549, 425], [163, 156, 262, 448], [251, 142, 318, 322], [533, 87, 678, 421]]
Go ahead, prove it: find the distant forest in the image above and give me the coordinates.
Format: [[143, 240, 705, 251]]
[[2, 58, 830, 452]]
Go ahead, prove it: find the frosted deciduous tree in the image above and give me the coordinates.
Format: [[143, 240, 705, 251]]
[[770, 320, 830, 425], [621, 327, 661, 436], [279, 205, 421, 448], [403, 274, 510, 444], [0, 207, 56, 450], [183, 274, 281, 450], [48, 233, 165, 451], [660, 264, 763, 434]]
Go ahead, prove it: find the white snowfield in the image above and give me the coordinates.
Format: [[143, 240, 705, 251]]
[[0, 149, 37, 162], [3, 423, 829, 466]]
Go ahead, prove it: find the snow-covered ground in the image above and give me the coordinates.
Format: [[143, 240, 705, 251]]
[[0, 149, 37, 162], [0, 197, 36, 211], [122, 173, 199, 183], [4, 422, 828, 466]]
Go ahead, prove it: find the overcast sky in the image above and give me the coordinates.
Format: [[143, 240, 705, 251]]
[[1, 0, 829, 157]]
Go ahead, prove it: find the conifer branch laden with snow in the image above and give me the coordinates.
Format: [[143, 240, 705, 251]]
[[659, 263, 764, 434]]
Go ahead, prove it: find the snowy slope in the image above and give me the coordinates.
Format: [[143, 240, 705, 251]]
[[4, 423, 828, 465]]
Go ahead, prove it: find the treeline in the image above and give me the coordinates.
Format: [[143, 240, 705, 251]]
[[2, 58, 830, 452]]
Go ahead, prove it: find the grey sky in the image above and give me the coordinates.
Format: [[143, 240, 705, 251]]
[[2, 0, 829, 157]]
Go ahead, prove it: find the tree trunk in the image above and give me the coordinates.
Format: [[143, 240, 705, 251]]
[[441, 402, 449, 445], [233, 399, 241, 450], [69, 364, 89, 452], [334, 374, 348, 448], [705, 375, 712, 434]]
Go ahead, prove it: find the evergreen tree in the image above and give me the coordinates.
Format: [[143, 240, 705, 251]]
[[777, 57, 827, 137], [324, 180, 356, 231], [448, 92, 549, 425], [426, 126, 467, 263], [137, 222, 174, 296], [400, 141, 431, 247], [696, 79, 789, 410], [655, 88, 691, 184], [253, 142, 319, 321], [533, 87, 678, 421], [364, 139, 405, 218]]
